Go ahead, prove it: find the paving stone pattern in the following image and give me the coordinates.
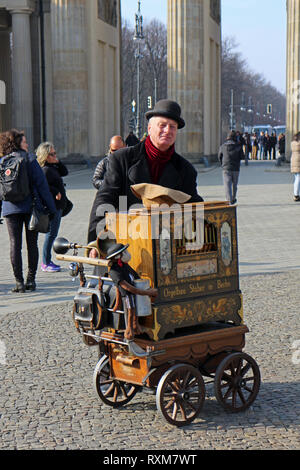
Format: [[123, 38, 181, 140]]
[[0, 161, 299, 450]]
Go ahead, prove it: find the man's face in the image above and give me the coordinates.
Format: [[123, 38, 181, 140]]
[[148, 116, 178, 151], [110, 136, 125, 153]]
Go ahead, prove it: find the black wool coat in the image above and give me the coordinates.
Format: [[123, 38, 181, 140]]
[[42, 161, 68, 211], [88, 141, 204, 242]]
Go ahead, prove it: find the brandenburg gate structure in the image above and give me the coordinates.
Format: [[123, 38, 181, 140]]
[[0, 0, 298, 161]]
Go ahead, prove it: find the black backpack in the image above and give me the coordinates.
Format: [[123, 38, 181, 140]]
[[0, 152, 31, 203]]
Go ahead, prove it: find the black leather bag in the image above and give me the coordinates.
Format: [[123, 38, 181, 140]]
[[62, 197, 73, 217], [28, 204, 50, 233]]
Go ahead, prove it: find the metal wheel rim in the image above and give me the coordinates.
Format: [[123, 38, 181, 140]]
[[156, 363, 205, 427], [214, 352, 260, 413], [93, 355, 139, 408]]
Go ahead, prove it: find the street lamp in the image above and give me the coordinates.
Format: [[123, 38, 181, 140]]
[[229, 90, 254, 131], [133, 1, 144, 139]]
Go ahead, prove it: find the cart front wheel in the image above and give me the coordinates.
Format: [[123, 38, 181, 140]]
[[214, 352, 260, 413], [156, 363, 205, 427], [93, 355, 140, 408]]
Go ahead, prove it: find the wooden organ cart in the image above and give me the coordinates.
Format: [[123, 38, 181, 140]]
[[54, 201, 260, 427]]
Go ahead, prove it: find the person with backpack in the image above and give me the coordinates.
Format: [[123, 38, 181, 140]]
[[36, 142, 68, 272], [0, 129, 57, 293]]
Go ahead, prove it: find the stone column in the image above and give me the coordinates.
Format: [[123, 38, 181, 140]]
[[167, 0, 221, 163], [9, 7, 34, 148], [168, 0, 205, 162], [51, 0, 88, 159], [286, 0, 300, 161]]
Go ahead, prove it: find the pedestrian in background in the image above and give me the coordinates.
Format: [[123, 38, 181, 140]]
[[218, 130, 244, 205], [270, 132, 277, 160], [264, 132, 271, 160], [36, 142, 68, 272], [258, 131, 265, 160], [243, 132, 251, 165], [290, 131, 300, 202], [278, 133, 285, 161], [0, 129, 56, 292], [92, 135, 125, 190], [251, 133, 258, 160], [125, 131, 139, 147]]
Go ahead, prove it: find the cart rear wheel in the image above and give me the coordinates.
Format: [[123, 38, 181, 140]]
[[156, 363, 205, 427], [214, 352, 260, 413], [93, 355, 140, 408]]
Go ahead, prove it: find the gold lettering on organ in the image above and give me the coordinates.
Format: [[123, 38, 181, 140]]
[[189, 283, 206, 294], [163, 286, 187, 298], [162, 279, 233, 299], [217, 279, 231, 289]]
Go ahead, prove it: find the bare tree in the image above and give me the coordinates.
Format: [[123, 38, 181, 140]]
[[121, 25, 286, 141], [221, 36, 286, 137], [121, 19, 167, 138]]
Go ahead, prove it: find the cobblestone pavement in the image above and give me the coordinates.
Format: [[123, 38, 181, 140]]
[[0, 271, 299, 450], [0, 161, 299, 450]]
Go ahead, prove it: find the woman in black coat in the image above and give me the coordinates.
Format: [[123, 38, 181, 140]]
[[36, 142, 68, 272], [0, 130, 57, 292]]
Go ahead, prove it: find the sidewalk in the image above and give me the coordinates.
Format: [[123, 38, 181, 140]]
[[0, 159, 299, 450], [0, 160, 298, 315]]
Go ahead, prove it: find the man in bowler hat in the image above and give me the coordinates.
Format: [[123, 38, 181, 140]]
[[87, 99, 204, 244]]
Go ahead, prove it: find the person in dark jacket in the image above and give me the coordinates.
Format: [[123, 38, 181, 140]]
[[36, 142, 68, 272], [258, 131, 265, 160], [0, 129, 57, 292], [218, 130, 244, 204], [125, 131, 139, 147], [277, 133, 285, 166], [264, 132, 271, 159], [270, 132, 277, 160], [92, 136, 125, 190], [87, 99, 204, 245]]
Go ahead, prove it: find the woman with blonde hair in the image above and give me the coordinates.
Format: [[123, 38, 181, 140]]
[[36, 142, 68, 271]]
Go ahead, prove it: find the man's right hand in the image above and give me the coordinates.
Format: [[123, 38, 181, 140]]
[[147, 288, 158, 298]]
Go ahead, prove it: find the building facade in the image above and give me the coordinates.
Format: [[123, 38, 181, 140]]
[[0, 0, 121, 160]]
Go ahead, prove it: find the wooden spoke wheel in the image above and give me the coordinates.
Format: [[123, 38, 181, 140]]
[[93, 356, 140, 408], [156, 363, 205, 427], [214, 352, 260, 413]]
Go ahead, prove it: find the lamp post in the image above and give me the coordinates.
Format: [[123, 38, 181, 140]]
[[229, 90, 254, 131], [133, 1, 144, 139]]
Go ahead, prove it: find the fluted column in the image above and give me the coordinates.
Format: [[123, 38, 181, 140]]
[[9, 7, 34, 147], [286, 0, 300, 161], [51, 0, 88, 159], [167, 0, 205, 160]]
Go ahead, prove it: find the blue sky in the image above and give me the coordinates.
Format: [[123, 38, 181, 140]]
[[121, 0, 287, 94]]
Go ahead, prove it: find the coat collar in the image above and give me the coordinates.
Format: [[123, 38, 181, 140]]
[[128, 142, 183, 189]]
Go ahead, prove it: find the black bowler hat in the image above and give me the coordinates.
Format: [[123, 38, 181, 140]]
[[106, 243, 129, 260], [145, 99, 185, 129]]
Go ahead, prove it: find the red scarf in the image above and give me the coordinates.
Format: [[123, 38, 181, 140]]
[[117, 259, 129, 268], [144, 136, 174, 184]]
